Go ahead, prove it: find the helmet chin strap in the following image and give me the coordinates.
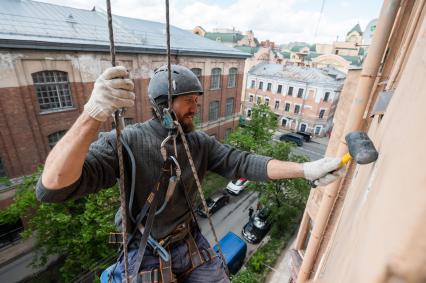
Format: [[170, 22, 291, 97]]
[[150, 97, 177, 131]]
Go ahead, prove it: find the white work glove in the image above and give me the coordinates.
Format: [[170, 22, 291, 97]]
[[303, 157, 344, 187], [84, 66, 135, 122]]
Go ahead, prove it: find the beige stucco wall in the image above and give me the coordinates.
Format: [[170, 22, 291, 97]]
[[314, 9, 426, 283]]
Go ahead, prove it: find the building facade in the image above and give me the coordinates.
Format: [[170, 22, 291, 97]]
[[0, 0, 249, 180], [243, 63, 345, 136], [288, 0, 426, 282]]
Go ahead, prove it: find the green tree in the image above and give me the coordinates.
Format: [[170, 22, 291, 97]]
[[227, 103, 310, 237], [0, 168, 119, 282]]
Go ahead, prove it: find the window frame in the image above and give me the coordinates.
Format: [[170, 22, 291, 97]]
[[319, 109, 326, 119], [225, 97, 234, 117], [288, 86, 294, 96], [32, 70, 73, 113], [267, 82, 272, 91], [323, 92, 330, 102], [208, 100, 220, 121], [285, 102, 291, 112], [48, 130, 67, 148], [227, 68, 237, 88], [297, 88, 304, 98], [191, 68, 203, 86], [274, 100, 280, 110], [277, 84, 283, 94], [210, 68, 222, 89], [258, 81, 263, 90], [294, 104, 301, 114]]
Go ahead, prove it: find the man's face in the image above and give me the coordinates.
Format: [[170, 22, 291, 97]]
[[172, 95, 198, 133]]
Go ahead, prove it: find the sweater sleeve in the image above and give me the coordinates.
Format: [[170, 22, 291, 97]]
[[203, 133, 272, 182], [36, 131, 119, 203]]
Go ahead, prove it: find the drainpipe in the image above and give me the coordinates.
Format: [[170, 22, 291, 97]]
[[296, 0, 402, 282]]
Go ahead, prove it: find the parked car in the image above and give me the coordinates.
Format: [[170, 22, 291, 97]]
[[279, 133, 304, 146], [296, 131, 312, 142], [196, 193, 230, 218], [241, 208, 272, 244], [226, 178, 250, 195], [214, 231, 247, 274]]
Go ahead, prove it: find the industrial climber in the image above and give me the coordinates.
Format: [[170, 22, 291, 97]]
[[36, 64, 343, 283]]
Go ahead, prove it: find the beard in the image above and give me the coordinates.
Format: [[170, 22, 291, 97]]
[[179, 116, 195, 133]]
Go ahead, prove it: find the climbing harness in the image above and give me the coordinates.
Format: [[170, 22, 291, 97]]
[[105, 0, 230, 282]]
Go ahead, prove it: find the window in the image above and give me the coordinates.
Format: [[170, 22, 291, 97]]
[[324, 92, 330, 102], [227, 68, 237, 88], [265, 98, 270, 106], [225, 98, 234, 117], [191, 68, 202, 85], [256, 96, 262, 104], [208, 101, 220, 121], [285, 103, 291, 112], [250, 80, 255, 88], [294, 105, 301, 114], [274, 100, 280, 110], [281, 119, 287, 127], [125, 118, 134, 125], [319, 109, 326, 119], [249, 94, 254, 102], [315, 126, 322, 135], [267, 83, 272, 91], [0, 158, 5, 177], [277, 85, 283, 94], [247, 109, 252, 117], [297, 88, 304, 98], [300, 123, 307, 132], [32, 71, 73, 112], [48, 130, 66, 148], [258, 81, 263, 90], [210, 68, 221, 89], [0, 219, 24, 249], [288, 86, 294, 96]]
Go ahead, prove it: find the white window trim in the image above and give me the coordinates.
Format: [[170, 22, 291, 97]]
[[264, 96, 270, 105], [299, 122, 308, 132], [248, 94, 254, 102], [284, 102, 292, 112], [319, 108, 327, 118], [256, 95, 263, 104], [281, 117, 289, 127], [274, 99, 280, 110], [297, 88, 305, 98], [314, 125, 323, 135], [246, 108, 252, 117], [294, 103, 302, 114]]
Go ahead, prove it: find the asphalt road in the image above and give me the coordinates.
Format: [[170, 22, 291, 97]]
[[197, 190, 260, 258], [291, 141, 327, 161]]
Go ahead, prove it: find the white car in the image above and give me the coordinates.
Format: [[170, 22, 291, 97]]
[[226, 178, 250, 195]]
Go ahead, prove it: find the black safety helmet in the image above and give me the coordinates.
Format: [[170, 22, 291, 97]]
[[148, 64, 203, 107]]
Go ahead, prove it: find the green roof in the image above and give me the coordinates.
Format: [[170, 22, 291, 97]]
[[281, 51, 291, 59], [205, 32, 244, 43], [341, 55, 362, 66], [290, 45, 305, 52], [347, 23, 362, 36], [234, 45, 260, 55], [307, 52, 322, 60]]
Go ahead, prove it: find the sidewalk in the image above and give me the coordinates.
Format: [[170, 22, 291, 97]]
[[265, 237, 295, 283]]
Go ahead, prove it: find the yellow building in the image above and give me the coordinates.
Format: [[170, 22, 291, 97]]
[[288, 0, 426, 282]]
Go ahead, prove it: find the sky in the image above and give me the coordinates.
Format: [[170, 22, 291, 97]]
[[36, 0, 383, 44]]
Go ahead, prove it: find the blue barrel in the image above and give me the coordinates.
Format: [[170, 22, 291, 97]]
[[214, 231, 247, 274]]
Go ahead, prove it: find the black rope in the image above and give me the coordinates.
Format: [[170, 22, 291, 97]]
[[106, 0, 130, 282]]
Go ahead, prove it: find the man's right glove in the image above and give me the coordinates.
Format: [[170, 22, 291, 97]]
[[303, 157, 345, 187], [84, 66, 135, 122]]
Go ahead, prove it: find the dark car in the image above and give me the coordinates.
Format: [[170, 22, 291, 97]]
[[241, 208, 271, 244], [279, 133, 304, 146], [296, 131, 312, 142], [196, 193, 230, 218]]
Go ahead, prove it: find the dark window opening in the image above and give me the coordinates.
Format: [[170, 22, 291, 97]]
[[319, 109, 325, 119], [208, 101, 220, 121], [277, 85, 283, 94], [210, 68, 221, 89], [48, 130, 66, 148], [324, 92, 330, 102], [288, 86, 294, 96], [0, 219, 24, 250], [228, 68, 237, 88]]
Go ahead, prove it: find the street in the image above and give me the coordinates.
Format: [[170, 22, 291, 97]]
[[291, 141, 327, 161], [198, 190, 260, 258]]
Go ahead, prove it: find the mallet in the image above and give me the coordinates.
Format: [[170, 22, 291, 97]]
[[312, 131, 379, 187]]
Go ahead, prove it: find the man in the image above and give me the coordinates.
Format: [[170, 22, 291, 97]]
[[37, 65, 342, 283]]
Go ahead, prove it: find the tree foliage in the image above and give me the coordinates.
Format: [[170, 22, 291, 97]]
[[227, 103, 310, 237], [0, 168, 119, 282]]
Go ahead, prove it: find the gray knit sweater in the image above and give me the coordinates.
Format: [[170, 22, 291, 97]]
[[36, 119, 272, 239]]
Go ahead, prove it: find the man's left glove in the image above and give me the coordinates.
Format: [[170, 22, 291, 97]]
[[84, 66, 135, 122], [303, 157, 345, 187]]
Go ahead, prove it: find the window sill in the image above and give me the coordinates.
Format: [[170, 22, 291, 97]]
[[209, 88, 221, 91], [39, 108, 78, 115]]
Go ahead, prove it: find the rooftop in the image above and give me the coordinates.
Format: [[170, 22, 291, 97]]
[[249, 63, 346, 84], [0, 0, 249, 58]]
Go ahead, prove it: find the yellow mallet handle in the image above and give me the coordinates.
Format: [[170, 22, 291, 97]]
[[340, 152, 352, 167]]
